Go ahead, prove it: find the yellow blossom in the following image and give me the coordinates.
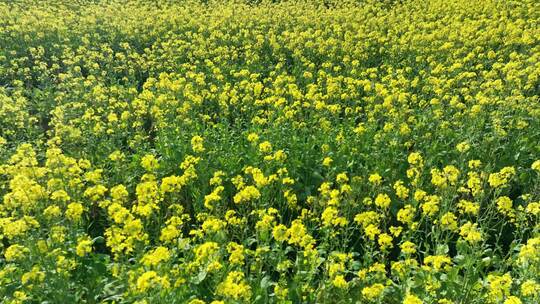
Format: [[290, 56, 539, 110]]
[[233, 185, 261, 204], [191, 135, 205, 153], [216, 271, 252, 301], [375, 193, 391, 209], [76, 237, 93, 257], [65, 202, 84, 222], [401, 241, 417, 255], [141, 246, 171, 267], [140, 154, 159, 171], [322, 157, 333, 167], [403, 294, 423, 304], [136, 271, 170, 293], [368, 173, 382, 185], [362, 283, 385, 300], [4, 244, 29, 262]]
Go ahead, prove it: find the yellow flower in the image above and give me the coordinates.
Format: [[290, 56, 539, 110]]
[[273, 150, 287, 162], [160, 224, 181, 243], [368, 173, 382, 185], [518, 237, 540, 265], [391, 259, 418, 277], [443, 165, 460, 185], [400, 241, 417, 255], [13, 291, 29, 302], [141, 246, 171, 267], [430, 169, 447, 187], [140, 154, 159, 171], [21, 266, 45, 285], [51, 189, 70, 202], [0, 218, 29, 239], [84, 169, 103, 184], [457, 199, 480, 215], [414, 189, 427, 201], [160, 175, 182, 194], [390, 226, 403, 237], [408, 152, 423, 167], [226, 242, 244, 265], [336, 172, 349, 183], [488, 167, 515, 188], [487, 273, 512, 302], [504, 296, 522, 304], [287, 220, 313, 248], [521, 280, 539, 297], [259, 141, 272, 153], [394, 180, 409, 199], [191, 135, 205, 153], [50, 225, 67, 243], [421, 195, 440, 217], [468, 160, 482, 169], [362, 283, 385, 300], [37, 240, 48, 253], [247, 132, 259, 143], [322, 157, 333, 167], [56, 255, 77, 275], [216, 271, 252, 301], [321, 206, 348, 227], [65, 202, 84, 222], [272, 224, 288, 242], [456, 141, 470, 152], [4, 244, 29, 262], [397, 205, 416, 225], [459, 222, 482, 244], [532, 160, 540, 172], [110, 184, 129, 202], [332, 275, 348, 289], [43, 205, 62, 219], [136, 271, 170, 293], [496, 196, 515, 218], [423, 255, 452, 272], [378, 233, 393, 251], [440, 212, 458, 231], [368, 262, 386, 274], [364, 224, 381, 241], [84, 185, 108, 202], [233, 185, 261, 204], [375, 193, 391, 209], [202, 217, 226, 234], [274, 284, 288, 299], [108, 150, 125, 162], [76, 237, 93, 257], [225, 210, 244, 226], [354, 211, 380, 227], [403, 294, 423, 304], [526, 201, 540, 216], [210, 171, 225, 186], [207, 261, 223, 272], [194, 242, 219, 264]]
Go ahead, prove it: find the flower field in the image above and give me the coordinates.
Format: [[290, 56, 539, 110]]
[[1, 0, 539, 303]]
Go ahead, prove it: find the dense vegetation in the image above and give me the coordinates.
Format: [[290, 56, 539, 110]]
[[0, 0, 539, 303]]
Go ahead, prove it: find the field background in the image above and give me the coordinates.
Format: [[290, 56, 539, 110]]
[[0, 0, 539, 303]]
